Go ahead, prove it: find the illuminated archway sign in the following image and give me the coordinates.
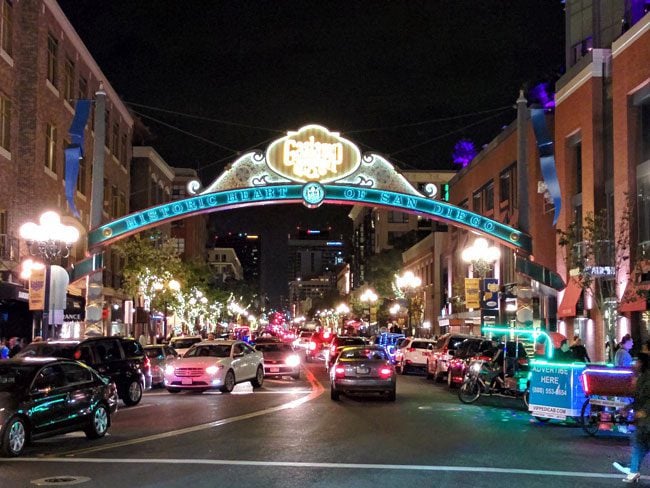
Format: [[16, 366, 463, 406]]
[[88, 124, 531, 254]]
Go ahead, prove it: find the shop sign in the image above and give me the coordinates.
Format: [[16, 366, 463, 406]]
[[266, 124, 361, 183]]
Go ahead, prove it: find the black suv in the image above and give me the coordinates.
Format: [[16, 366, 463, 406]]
[[18, 336, 146, 406]]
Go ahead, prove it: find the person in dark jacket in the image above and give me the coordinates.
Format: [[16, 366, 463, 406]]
[[570, 336, 591, 363], [554, 339, 575, 363], [613, 341, 650, 483]]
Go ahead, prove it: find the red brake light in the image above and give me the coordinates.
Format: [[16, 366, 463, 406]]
[[407, 347, 415, 352], [334, 366, 346, 378], [144, 356, 151, 369], [379, 367, 392, 378]]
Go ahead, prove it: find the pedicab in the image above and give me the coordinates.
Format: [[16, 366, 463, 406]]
[[458, 326, 538, 407], [579, 365, 635, 436]]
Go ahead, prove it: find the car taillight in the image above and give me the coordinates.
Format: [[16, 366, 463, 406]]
[[144, 356, 151, 369], [334, 366, 346, 378], [309, 341, 317, 351], [379, 367, 392, 379], [407, 347, 415, 352]]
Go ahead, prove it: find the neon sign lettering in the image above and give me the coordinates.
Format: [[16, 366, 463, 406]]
[[284, 136, 343, 179]]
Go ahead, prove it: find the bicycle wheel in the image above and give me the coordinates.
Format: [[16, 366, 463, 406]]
[[458, 378, 481, 404], [581, 398, 601, 436]]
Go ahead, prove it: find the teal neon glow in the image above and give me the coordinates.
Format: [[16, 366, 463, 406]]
[[88, 184, 532, 252], [529, 360, 589, 369], [482, 325, 554, 359]]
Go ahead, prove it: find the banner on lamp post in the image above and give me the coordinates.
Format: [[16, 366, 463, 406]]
[[481, 278, 500, 311], [465, 278, 480, 309], [29, 267, 46, 311]]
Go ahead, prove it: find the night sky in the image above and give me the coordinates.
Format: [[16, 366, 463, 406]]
[[57, 0, 566, 305]]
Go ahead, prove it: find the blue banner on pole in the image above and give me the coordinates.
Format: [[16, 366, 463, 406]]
[[64, 100, 91, 218], [530, 108, 562, 225]]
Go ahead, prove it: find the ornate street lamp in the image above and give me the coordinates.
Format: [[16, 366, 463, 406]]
[[336, 303, 349, 335], [396, 271, 422, 337], [461, 237, 501, 328], [20, 211, 79, 339], [360, 289, 378, 334]]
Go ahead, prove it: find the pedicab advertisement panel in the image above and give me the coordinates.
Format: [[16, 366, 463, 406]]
[[528, 361, 587, 420]]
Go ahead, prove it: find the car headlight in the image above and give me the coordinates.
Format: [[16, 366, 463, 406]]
[[470, 362, 482, 373], [206, 365, 222, 375], [285, 354, 300, 367], [165, 365, 175, 375]]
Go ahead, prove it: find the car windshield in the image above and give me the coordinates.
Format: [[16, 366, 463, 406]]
[[0, 364, 37, 392], [256, 343, 293, 353], [411, 341, 433, 349], [337, 338, 365, 347], [185, 344, 231, 358], [171, 338, 201, 349], [16, 342, 77, 359], [340, 348, 388, 361]]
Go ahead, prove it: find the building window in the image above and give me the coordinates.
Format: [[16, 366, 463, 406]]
[[111, 123, 119, 155], [1, 0, 12, 56], [387, 211, 409, 223], [120, 133, 127, 164], [387, 231, 405, 246], [638, 161, 650, 250], [484, 181, 494, 212], [63, 57, 74, 102], [472, 191, 482, 213], [45, 123, 57, 173], [499, 164, 516, 207], [641, 103, 650, 164], [78, 75, 87, 101], [46, 33, 58, 86], [0, 95, 10, 151], [77, 156, 87, 195], [103, 178, 110, 211]]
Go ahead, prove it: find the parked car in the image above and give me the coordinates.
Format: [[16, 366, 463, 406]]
[[394, 337, 436, 374], [0, 357, 118, 457], [330, 345, 396, 401], [326, 336, 367, 370], [16, 337, 146, 406], [426, 333, 477, 382], [143, 344, 179, 387], [164, 340, 264, 393], [168, 336, 203, 357], [445, 338, 496, 387], [254, 342, 301, 379]]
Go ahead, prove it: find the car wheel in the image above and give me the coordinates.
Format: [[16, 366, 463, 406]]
[[330, 385, 340, 401], [251, 366, 264, 388], [167, 388, 180, 394], [123, 380, 143, 406], [1, 417, 27, 457], [220, 370, 235, 393], [387, 389, 396, 402], [85, 404, 109, 439]]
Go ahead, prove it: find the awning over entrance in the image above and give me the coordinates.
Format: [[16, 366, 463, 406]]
[[515, 256, 565, 291], [619, 282, 649, 313], [557, 277, 583, 318]]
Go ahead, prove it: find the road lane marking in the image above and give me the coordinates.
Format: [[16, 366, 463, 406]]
[[50, 369, 324, 457], [0, 457, 633, 481]]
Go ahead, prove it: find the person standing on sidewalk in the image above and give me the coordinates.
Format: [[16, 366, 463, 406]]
[[614, 341, 650, 483], [616, 334, 634, 367]]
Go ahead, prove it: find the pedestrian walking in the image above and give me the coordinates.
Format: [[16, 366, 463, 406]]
[[8, 337, 21, 358], [616, 334, 634, 367], [614, 341, 650, 483], [570, 336, 591, 363]]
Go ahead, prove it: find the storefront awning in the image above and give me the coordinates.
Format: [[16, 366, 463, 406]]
[[515, 256, 565, 291], [619, 282, 649, 313], [557, 277, 583, 318]]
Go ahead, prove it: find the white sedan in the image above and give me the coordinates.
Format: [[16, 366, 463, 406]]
[[164, 340, 264, 394]]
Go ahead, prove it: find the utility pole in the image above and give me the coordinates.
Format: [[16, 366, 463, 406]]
[[84, 84, 106, 336]]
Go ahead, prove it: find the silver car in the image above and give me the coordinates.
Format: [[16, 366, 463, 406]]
[[330, 345, 396, 402], [254, 342, 301, 380], [143, 345, 179, 387]]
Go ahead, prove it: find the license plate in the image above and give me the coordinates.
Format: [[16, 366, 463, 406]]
[[181, 378, 193, 385], [270, 367, 280, 373], [356, 367, 370, 374]]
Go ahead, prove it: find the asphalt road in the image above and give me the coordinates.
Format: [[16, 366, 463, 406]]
[[0, 363, 638, 487]]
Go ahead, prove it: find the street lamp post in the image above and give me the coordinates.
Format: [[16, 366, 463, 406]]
[[336, 303, 349, 335], [20, 211, 79, 340], [461, 237, 501, 328], [360, 289, 378, 335], [396, 271, 422, 337]]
